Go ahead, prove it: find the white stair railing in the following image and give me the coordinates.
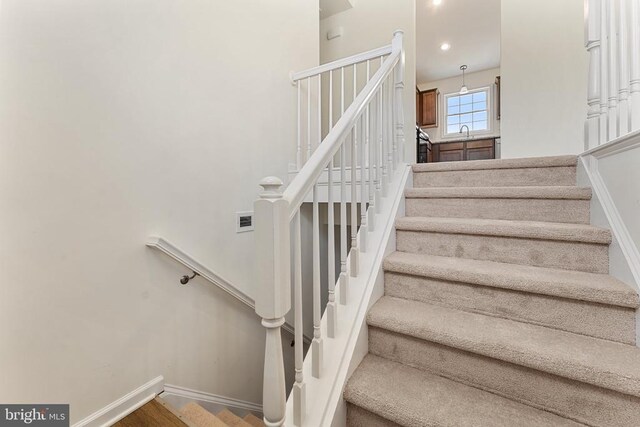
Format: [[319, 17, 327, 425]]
[[585, 0, 640, 149], [254, 31, 405, 426]]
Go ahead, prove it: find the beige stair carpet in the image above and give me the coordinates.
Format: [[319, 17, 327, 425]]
[[412, 155, 578, 187], [383, 252, 638, 343], [344, 155, 640, 427], [344, 355, 582, 427], [405, 186, 592, 223]]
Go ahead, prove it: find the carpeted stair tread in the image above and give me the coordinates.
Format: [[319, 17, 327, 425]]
[[344, 354, 582, 426], [405, 186, 591, 199], [395, 216, 611, 244], [242, 413, 264, 427], [180, 403, 228, 427], [383, 252, 639, 308], [368, 296, 640, 397], [412, 155, 577, 172], [216, 409, 251, 427]]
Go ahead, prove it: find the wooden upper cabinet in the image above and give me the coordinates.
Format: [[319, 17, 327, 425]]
[[417, 88, 438, 128]]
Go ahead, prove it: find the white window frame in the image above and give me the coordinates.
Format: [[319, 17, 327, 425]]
[[441, 86, 492, 139]]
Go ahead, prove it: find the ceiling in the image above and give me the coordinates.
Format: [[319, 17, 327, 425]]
[[416, 0, 501, 84], [319, 0, 353, 20]]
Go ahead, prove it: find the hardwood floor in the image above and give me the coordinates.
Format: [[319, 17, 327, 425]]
[[114, 398, 188, 427]]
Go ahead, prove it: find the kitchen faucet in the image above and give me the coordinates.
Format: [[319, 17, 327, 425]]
[[459, 125, 470, 139]]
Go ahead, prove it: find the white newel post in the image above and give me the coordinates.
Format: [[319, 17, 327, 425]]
[[393, 30, 405, 164], [255, 177, 290, 427], [585, 0, 602, 149]]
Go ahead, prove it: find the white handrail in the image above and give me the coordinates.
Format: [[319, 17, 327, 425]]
[[284, 51, 400, 219], [291, 44, 392, 82], [254, 31, 405, 427]]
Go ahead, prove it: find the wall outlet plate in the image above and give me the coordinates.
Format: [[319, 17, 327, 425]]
[[236, 211, 254, 233]]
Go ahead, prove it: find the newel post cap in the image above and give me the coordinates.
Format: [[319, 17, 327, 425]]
[[259, 176, 284, 199]]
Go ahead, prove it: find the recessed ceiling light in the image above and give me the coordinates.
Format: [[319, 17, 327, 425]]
[[433, 0, 442, 5], [440, 43, 450, 51]]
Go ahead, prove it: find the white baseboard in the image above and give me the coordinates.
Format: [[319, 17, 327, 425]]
[[72, 376, 164, 427], [161, 384, 262, 418]]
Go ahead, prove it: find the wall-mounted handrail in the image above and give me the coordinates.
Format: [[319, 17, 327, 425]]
[[284, 51, 400, 220], [146, 236, 308, 341], [291, 44, 392, 82], [147, 236, 255, 307]]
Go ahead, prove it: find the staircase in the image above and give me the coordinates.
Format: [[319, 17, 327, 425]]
[[115, 397, 265, 427], [180, 402, 263, 427], [344, 155, 640, 426]]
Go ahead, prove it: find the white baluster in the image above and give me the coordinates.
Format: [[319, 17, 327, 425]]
[[318, 74, 322, 144], [608, 0, 619, 140], [381, 80, 389, 197], [373, 87, 382, 214], [254, 177, 289, 427], [350, 125, 359, 276], [600, 0, 610, 143], [297, 81, 302, 169], [340, 140, 348, 304], [340, 67, 348, 305], [393, 31, 405, 165], [341, 67, 345, 122], [307, 77, 313, 161], [630, 0, 640, 131], [350, 63, 359, 277], [618, 0, 631, 135], [366, 60, 376, 232], [360, 113, 368, 253], [585, 0, 602, 149], [312, 184, 323, 378], [387, 75, 394, 177], [327, 72, 337, 339], [292, 210, 305, 426]]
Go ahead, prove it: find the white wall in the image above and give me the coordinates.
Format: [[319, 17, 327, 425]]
[[319, 0, 417, 162], [598, 146, 640, 259], [417, 67, 501, 142], [500, 0, 588, 158], [0, 0, 317, 423]]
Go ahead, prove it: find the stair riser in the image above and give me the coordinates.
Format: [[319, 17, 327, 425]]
[[396, 230, 609, 273], [384, 272, 636, 344], [347, 404, 400, 427], [405, 198, 590, 224], [413, 166, 576, 188], [369, 327, 640, 427]]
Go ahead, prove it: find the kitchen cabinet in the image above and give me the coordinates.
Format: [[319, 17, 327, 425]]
[[431, 138, 496, 162], [417, 88, 438, 128]]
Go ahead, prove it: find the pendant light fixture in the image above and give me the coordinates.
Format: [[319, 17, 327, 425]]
[[459, 65, 469, 94]]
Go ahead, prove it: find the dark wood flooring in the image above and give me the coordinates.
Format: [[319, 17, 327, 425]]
[[114, 398, 188, 427]]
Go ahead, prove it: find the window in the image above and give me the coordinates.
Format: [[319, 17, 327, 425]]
[[444, 88, 490, 136]]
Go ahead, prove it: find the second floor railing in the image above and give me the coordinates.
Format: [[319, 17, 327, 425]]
[[253, 31, 405, 426], [585, 0, 640, 149]]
